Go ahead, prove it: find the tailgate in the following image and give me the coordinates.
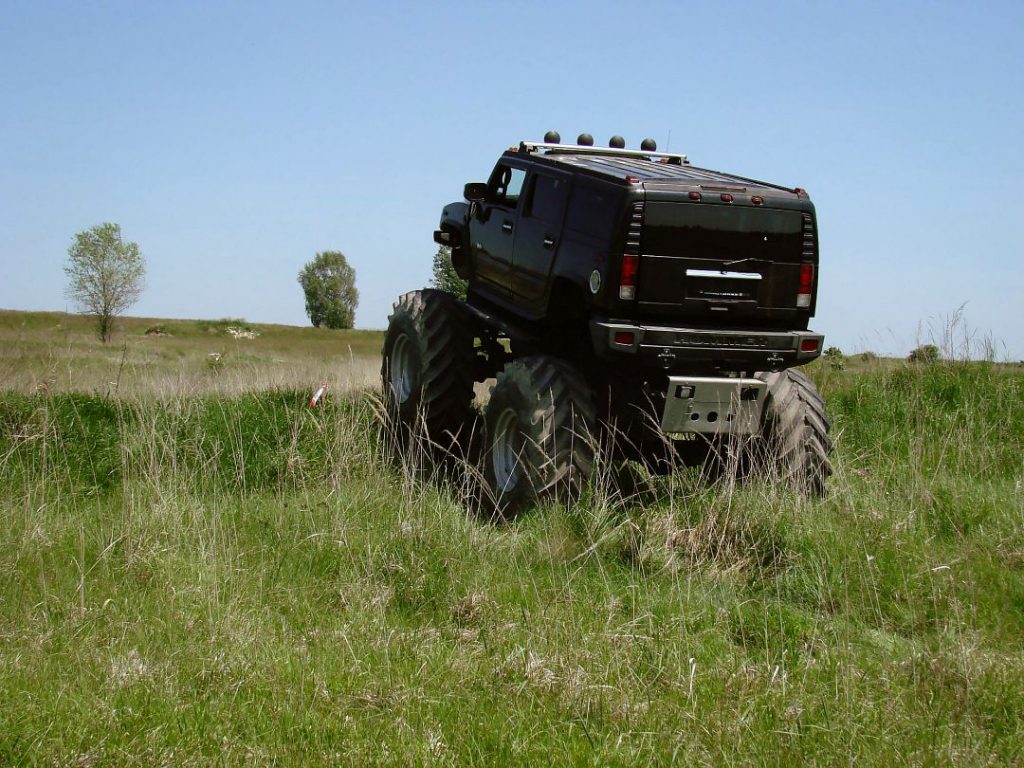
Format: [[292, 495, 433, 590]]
[[637, 202, 815, 322]]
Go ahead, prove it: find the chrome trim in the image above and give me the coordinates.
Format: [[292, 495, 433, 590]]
[[685, 269, 762, 281], [519, 141, 688, 165]]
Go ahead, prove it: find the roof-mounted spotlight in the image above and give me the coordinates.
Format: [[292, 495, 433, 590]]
[[577, 133, 594, 146], [640, 138, 657, 151], [543, 130, 561, 143], [609, 135, 626, 149]]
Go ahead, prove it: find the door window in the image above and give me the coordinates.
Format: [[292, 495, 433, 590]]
[[487, 165, 526, 208]]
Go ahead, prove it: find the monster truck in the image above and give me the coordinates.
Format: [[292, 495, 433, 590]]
[[383, 132, 831, 513]]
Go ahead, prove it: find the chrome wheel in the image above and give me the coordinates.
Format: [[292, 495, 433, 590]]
[[492, 407, 522, 492], [389, 333, 413, 404]]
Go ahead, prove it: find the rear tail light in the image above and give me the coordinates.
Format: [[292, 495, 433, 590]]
[[797, 263, 814, 308], [614, 331, 635, 345], [800, 338, 820, 353], [619, 254, 638, 300]]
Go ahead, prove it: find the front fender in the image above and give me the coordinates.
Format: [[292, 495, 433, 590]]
[[434, 201, 472, 278], [437, 201, 470, 235]]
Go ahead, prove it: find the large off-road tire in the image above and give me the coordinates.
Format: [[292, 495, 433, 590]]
[[381, 290, 475, 449], [482, 356, 596, 517], [754, 368, 832, 496]]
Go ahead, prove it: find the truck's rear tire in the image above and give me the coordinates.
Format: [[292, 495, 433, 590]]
[[483, 356, 595, 517], [381, 290, 475, 449], [755, 368, 832, 496]]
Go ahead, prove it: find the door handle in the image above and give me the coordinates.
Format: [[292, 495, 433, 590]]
[[542, 237, 555, 248], [502, 221, 513, 233]]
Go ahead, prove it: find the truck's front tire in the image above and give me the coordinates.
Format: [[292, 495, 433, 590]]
[[483, 356, 596, 517], [381, 290, 475, 449]]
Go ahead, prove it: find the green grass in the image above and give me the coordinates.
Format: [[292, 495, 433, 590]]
[[1, 310, 1023, 764]]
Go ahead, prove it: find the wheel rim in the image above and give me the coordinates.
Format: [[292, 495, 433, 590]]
[[492, 407, 522, 492], [389, 333, 414, 403]]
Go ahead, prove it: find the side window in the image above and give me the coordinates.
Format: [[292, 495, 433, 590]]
[[525, 174, 568, 225], [565, 183, 622, 240], [486, 164, 526, 208]]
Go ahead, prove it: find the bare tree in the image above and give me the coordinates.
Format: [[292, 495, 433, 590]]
[[64, 223, 145, 342]]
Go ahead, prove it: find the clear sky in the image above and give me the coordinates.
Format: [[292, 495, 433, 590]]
[[2, 1, 1022, 358]]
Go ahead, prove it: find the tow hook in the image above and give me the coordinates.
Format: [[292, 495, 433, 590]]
[[766, 352, 784, 370], [658, 348, 677, 368]]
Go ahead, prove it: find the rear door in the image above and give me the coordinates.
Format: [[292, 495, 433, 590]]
[[637, 201, 816, 325], [511, 168, 571, 311]]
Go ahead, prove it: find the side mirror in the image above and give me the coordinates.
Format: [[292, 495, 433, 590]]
[[463, 182, 488, 203]]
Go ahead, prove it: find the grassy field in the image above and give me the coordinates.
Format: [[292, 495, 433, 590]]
[[0, 310, 382, 397], [1, 310, 1023, 765]]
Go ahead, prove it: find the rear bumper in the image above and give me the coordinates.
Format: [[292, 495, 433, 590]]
[[590, 317, 823, 372]]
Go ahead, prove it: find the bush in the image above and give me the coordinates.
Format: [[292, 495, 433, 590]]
[[908, 344, 940, 364]]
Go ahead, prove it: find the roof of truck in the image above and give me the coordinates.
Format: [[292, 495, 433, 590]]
[[507, 142, 800, 195]]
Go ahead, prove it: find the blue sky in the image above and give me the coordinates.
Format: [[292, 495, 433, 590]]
[[2, 1, 1022, 358]]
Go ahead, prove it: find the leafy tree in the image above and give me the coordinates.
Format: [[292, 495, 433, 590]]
[[297, 251, 358, 329], [430, 245, 467, 300], [64, 223, 145, 343]]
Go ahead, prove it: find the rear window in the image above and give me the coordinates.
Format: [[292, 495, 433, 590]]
[[525, 174, 568, 224], [642, 203, 804, 261]]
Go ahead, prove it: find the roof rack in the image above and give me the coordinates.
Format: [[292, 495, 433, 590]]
[[518, 141, 689, 165]]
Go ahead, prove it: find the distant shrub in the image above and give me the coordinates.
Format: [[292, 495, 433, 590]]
[[197, 318, 254, 335], [857, 351, 878, 361], [824, 346, 844, 370], [144, 324, 170, 336], [206, 352, 225, 372], [908, 344, 941, 364]]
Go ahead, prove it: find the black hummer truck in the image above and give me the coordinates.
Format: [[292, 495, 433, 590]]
[[383, 133, 831, 513]]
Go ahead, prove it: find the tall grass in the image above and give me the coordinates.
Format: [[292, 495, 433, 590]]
[[1, 315, 1023, 764]]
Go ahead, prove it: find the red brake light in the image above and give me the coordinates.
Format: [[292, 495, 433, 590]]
[[614, 331, 635, 346], [619, 254, 638, 300], [797, 263, 814, 308], [800, 338, 819, 353]]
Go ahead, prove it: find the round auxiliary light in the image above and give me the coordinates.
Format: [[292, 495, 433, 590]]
[[689, 191, 702, 201], [609, 135, 626, 149], [720, 193, 733, 203], [544, 130, 561, 143], [577, 133, 594, 146], [640, 138, 657, 151]]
